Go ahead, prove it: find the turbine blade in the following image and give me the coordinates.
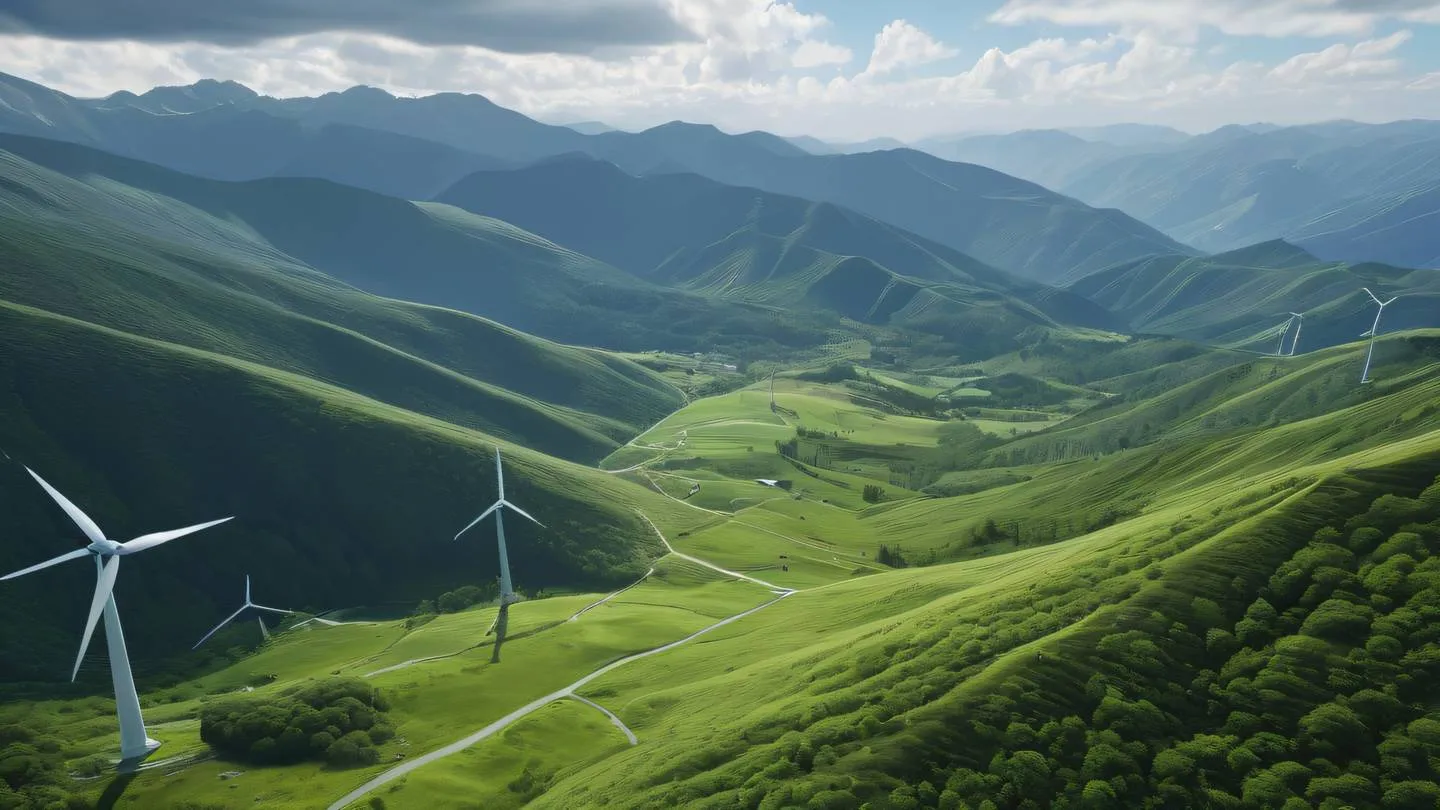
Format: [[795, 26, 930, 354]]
[[25, 467, 107, 544], [250, 604, 294, 615], [495, 449, 505, 500], [503, 500, 545, 528], [192, 605, 247, 649], [0, 548, 90, 581], [245, 575, 251, 605], [1362, 287, 1383, 305], [121, 517, 233, 554], [1383, 297, 1398, 306], [454, 501, 502, 540], [73, 556, 120, 681]]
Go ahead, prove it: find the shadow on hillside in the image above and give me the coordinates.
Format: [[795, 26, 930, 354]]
[[95, 772, 136, 809], [489, 604, 509, 663]]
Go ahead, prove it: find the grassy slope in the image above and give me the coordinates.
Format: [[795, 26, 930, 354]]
[[0, 300, 705, 681], [532, 454, 1440, 809], [0, 132, 846, 361], [3, 329, 1437, 808], [1072, 244, 1440, 352], [434, 158, 1117, 358], [0, 139, 689, 460]]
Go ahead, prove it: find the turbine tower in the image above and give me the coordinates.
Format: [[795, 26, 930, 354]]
[[454, 449, 543, 606], [1359, 288, 1399, 384], [193, 575, 295, 649], [1, 467, 232, 763], [1287, 312, 1304, 356]]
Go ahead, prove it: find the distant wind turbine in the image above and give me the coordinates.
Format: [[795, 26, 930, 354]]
[[193, 575, 294, 649], [1275, 315, 1295, 357], [454, 449, 543, 606], [1287, 312, 1304, 356], [1, 466, 232, 762], [1359, 288, 1398, 384]]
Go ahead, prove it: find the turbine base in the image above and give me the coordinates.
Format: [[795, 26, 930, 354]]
[[115, 738, 162, 772]]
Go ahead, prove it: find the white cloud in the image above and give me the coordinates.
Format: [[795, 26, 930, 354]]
[[1268, 30, 1412, 84], [0, 1, 1436, 142], [860, 20, 957, 78], [988, 0, 1440, 38], [791, 39, 851, 69]]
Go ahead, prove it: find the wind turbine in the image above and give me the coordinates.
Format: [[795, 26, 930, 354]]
[[1286, 312, 1304, 356], [454, 449, 543, 606], [1359, 288, 1398, 384], [1275, 315, 1294, 357], [193, 576, 295, 649], [1, 467, 232, 763]]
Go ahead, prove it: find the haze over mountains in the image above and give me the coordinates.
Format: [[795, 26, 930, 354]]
[[909, 120, 1440, 270]]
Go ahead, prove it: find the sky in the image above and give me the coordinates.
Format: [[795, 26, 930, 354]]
[[1, 0, 1439, 141]]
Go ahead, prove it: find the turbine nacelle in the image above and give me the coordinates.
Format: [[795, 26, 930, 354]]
[[193, 575, 295, 649], [453, 449, 545, 541]]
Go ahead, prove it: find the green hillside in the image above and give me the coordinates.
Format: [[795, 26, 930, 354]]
[[0, 299, 706, 682], [1071, 244, 1440, 352], [0, 133, 846, 361], [437, 157, 1118, 358], [0, 139, 686, 461], [2, 329, 1437, 809]]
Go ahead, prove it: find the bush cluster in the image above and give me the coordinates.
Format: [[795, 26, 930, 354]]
[[199, 678, 394, 768]]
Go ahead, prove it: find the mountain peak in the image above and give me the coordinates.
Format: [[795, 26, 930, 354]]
[[337, 85, 395, 101], [139, 78, 256, 102], [1208, 238, 1320, 269]]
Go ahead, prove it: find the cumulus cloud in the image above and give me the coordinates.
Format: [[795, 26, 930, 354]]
[[988, 0, 1440, 38], [792, 40, 852, 69], [861, 20, 958, 78], [0, 0, 696, 53], [1268, 30, 1412, 84]]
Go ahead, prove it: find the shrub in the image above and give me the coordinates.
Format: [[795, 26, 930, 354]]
[[200, 678, 391, 768]]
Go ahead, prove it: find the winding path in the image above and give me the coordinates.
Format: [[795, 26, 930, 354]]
[[326, 590, 791, 810], [567, 566, 656, 622], [569, 695, 638, 745], [636, 511, 792, 594]]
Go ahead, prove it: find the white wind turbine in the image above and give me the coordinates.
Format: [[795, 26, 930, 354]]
[[1, 467, 232, 762], [193, 575, 295, 649], [454, 449, 543, 606], [1286, 312, 1304, 356], [1274, 314, 1296, 357], [1359, 288, 1398, 384]]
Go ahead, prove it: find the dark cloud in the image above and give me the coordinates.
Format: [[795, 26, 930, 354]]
[[0, 0, 698, 53]]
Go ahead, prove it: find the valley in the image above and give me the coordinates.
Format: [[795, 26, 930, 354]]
[[0, 62, 1437, 810]]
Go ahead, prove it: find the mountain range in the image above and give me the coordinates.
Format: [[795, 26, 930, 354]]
[[921, 119, 1440, 269], [0, 71, 1189, 286]]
